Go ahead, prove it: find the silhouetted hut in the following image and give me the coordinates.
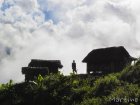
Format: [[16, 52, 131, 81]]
[[82, 46, 136, 74], [22, 59, 63, 82]]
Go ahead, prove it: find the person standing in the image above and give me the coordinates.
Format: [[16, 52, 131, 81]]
[[72, 60, 77, 74]]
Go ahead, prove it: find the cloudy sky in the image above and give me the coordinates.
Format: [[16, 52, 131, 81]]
[[0, 0, 140, 83]]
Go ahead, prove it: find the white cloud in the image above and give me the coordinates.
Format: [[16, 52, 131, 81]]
[[0, 0, 140, 83]]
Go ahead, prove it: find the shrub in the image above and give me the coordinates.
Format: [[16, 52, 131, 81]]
[[80, 97, 102, 105], [120, 63, 140, 84], [93, 74, 120, 96]]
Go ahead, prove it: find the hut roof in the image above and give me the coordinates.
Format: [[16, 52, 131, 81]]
[[28, 59, 63, 68], [22, 67, 49, 74], [82, 46, 136, 63]]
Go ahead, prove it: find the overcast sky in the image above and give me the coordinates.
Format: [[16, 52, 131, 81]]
[[0, 0, 140, 83]]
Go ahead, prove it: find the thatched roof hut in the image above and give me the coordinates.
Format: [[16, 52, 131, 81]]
[[83, 46, 136, 63], [82, 46, 136, 74], [22, 59, 63, 82]]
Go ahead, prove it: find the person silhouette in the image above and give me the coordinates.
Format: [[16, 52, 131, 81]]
[[72, 60, 77, 74]]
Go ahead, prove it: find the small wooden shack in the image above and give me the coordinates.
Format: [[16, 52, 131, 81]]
[[22, 59, 63, 82], [82, 46, 136, 74]]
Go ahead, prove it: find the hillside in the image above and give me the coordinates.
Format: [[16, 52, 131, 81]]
[[0, 61, 140, 105]]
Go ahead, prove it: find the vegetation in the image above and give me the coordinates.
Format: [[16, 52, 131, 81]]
[[0, 61, 140, 105]]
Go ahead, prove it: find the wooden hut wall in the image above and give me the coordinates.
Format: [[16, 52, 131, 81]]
[[22, 67, 50, 82], [86, 60, 129, 74]]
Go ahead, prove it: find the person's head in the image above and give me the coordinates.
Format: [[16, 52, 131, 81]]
[[73, 60, 75, 63]]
